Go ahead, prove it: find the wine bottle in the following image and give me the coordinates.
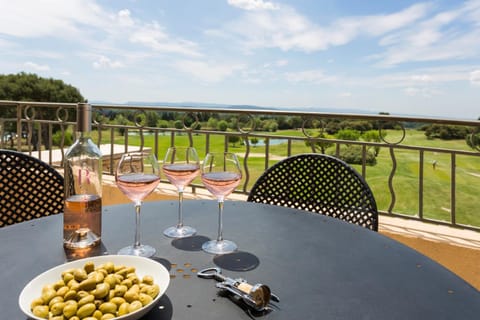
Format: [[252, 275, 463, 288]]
[[63, 103, 102, 249]]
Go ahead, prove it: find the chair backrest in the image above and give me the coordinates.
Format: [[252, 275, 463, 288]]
[[247, 153, 379, 231], [0, 150, 64, 227]]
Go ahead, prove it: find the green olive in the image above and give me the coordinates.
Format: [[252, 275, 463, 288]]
[[48, 296, 64, 308], [79, 277, 97, 291], [93, 309, 103, 319], [41, 288, 57, 304], [63, 272, 75, 284], [142, 275, 154, 285], [113, 284, 127, 297], [128, 300, 143, 313], [103, 274, 117, 288], [139, 293, 153, 306], [73, 268, 88, 282], [93, 283, 110, 299], [84, 261, 95, 274], [76, 302, 96, 318], [30, 297, 44, 310], [67, 279, 80, 291], [101, 262, 115, 274], [141, 284, 159, 299], [124, 290, 139, 303], [64, 289, 78, 301], [121, 278, 132, 288], [99, 301, 117, 314], [32, 305, 49, 318], [56, 285, 70, 297], [53, 279, 66, 290], [117, 302, 130, 316], [78, 294, 95, 307], [109, 297, 126, 306], [63, 302, 78, 318], [50, 301, 66, 316], [101, 313, 115, 320]]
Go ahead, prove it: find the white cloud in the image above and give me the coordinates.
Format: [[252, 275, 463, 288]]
[[0, 0, 106, 38], [340, 92, 352, 97], [117, 9, 134, 27], [219, 3, 429, 53], [470, 69, 480, 85], [130, 22, 201, 57], [174, 60, 245, 82], [285, 69, 337, 83], [374, 2, 480, 66], [92, 56, 123, 69], [228, 0, 278, 11], [24, 61, 50, 71]]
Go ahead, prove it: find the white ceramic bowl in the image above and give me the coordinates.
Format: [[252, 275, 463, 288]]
[[19, 255, 170, 320]]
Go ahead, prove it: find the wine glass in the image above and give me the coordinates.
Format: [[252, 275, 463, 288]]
[[162, 146, 200, 238], [115, 151, 161, 257], [201, 152, 242, 254]]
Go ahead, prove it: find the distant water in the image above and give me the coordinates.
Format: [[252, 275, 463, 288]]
[[244, 138, 286, 146]]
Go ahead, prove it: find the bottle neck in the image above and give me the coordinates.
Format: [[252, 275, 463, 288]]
[[75, 130, 92, 141]]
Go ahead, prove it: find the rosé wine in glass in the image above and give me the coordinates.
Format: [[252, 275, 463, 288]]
[[115, 152, 161, 257], [163, 163, 200, 188], [201, 152, 242, 255], [162, 147, 200, 238], [116, 173, 161, 204], [201, 172, 241, 198]]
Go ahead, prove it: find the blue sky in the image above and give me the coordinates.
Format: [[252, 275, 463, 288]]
[[1, 0, 479, 119]]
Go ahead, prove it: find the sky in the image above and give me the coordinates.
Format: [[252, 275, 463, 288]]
[[1, 0, 479, 119]]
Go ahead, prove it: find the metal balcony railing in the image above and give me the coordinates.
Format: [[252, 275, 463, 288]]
[[1, 100, 479, 231]]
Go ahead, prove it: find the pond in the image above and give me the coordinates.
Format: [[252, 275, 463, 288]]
[[245, 138, 287, 146]]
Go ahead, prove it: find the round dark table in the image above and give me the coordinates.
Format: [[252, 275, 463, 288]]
[[2, 200, 480, 319]]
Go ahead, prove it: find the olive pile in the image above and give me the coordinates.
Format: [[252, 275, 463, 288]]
[[30, 261, 160, 319]]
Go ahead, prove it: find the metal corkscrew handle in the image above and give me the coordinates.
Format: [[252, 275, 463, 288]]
[[197, 267, 279, 312]]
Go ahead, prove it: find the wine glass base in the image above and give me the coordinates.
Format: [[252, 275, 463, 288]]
[[163, 225, 197, 238], [117, 244, 156, 258], [202, 239, 237, 255]]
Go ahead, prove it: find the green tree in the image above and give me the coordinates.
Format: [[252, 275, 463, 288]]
[[362, 130, 382, 156], [250, 137, 259, 147], [228, 135, 241, 147], [0, 72, 84, 150], [335, 129, 361, 142], [217, 120, 228, 131], [305, 132, 333, 154]]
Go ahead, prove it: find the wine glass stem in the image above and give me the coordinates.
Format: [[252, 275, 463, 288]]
[[134, 202, 142, 248], [177, 188, 184, 228], [217, 197, 225, 241]]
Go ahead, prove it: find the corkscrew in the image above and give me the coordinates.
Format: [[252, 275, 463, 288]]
[[197, 267, 280, 312]]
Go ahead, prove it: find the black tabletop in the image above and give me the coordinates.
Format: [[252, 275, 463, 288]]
[[2, 200, 480, 319]]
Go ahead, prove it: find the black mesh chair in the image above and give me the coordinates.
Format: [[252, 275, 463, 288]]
[[0, 150, 64, 227], [247, 154, 379, 231]]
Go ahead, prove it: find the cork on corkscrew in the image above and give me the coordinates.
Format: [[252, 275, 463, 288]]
[[197, 267, 279, 312]]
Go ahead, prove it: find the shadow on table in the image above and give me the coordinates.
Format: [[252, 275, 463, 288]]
[[214, 251, 260, 271], [171, 235, 211, 251]]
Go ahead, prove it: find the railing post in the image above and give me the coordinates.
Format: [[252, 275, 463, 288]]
[[16, 103, 22, 151]]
